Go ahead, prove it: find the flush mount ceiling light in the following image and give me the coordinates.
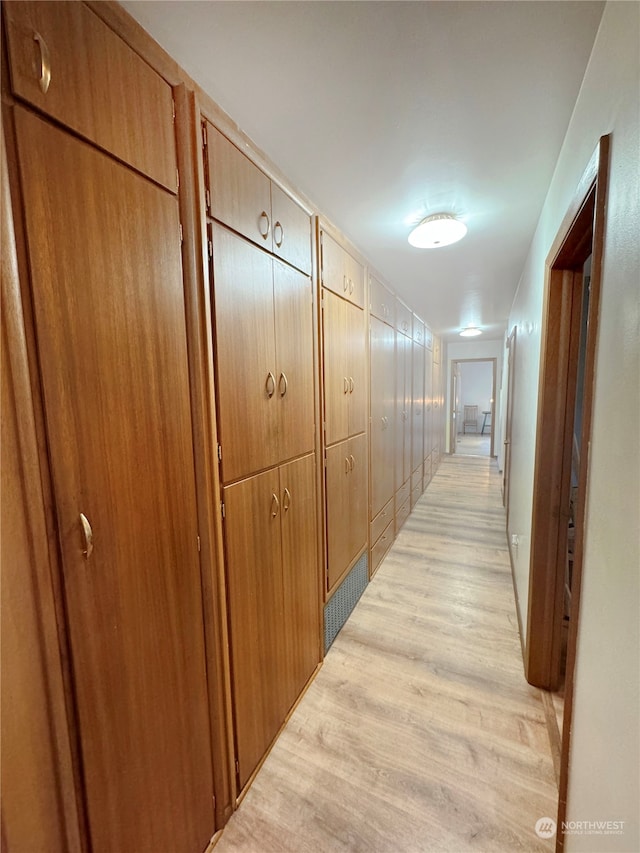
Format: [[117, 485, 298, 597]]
[[408, 213, 467, 248], [459, 327, 482, 337]]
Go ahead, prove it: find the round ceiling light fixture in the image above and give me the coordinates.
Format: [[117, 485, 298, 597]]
[[459, 327, 482, 337], [408, 213, 467, 248]]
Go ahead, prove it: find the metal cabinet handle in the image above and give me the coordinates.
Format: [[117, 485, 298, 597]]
[[259, 210, 270, 240], [344, 457, 350, 475], [279, 372, 288, 397], [266, 371, 276, 397], [349, 278, 354, 295], [33, 32, 51, 94], [349, 377, 354, 393], [350, 454, 355, 471], [271, 493, 280, 518], [79, 513, 93, 560], [343, 376, 349, 394], [343, 274, 348, 293], [274, 221, 284, 248], [283, 487, 291, 511]]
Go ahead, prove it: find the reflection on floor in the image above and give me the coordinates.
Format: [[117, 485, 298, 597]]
[[456, 433, 491, 457], [215, 455, 557, 853]]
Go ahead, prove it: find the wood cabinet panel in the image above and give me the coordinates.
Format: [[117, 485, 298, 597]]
[[325, 440, 352, 591], [15, 108, 213, 853], [371, 519, 394, 576], [395, 331, 412, 491], [396, 496, 410, 533], [280, 455, 320, 709], [322, 288, 349, 445], [370, 497, 394, 547], [207, 124, 272, 251], [271, 183, 311, 275], [212, 226, 279, 482], [274, 260, 315, 461], [369, 274, 394, 325], [411, 481, 422, 510], [396, 479, 410, 509], [347, 300, 367, 435], [411, 340, 425, 472], [370, 315, 395, 517], [348, 433, 368, 564], [4, 0, 176, 191], [412, 314, 425, 345], [320, 230, 364, 309], [424, 345, 434, 463], [223, 469, 285, 790], [396, 299, 412, 337]]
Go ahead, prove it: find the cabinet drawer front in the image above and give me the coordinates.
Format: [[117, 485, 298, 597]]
[[371, 519, 394, 576], [4, 1, 176, 191], [207, 123, 273, 250], [396, 300, 412, 336], [396, 479, 410, 508], [410, 482, 422, 509], [271, 184, 311, 275], [411, 465, 423, 492], [370, 497, 393, 545], [412, 314, 425, 345], [423, 453, 432, 486], [369, 275, 395, 325], [396, 496, 411, 533]]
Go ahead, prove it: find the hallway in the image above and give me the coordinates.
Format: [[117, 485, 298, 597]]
[[215, 455, 557, 853]]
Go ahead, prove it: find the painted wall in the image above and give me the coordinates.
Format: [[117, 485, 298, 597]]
[[456, 361, 493, 433], [506, 2, 639, 848], [445, 339, 504, 463]]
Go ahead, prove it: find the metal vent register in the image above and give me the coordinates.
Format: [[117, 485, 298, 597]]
[[324, 553, 368, 653]]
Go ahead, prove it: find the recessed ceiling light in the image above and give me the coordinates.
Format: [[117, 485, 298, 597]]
[[408, 213, 467, 248], [459, 327, 482, 337]]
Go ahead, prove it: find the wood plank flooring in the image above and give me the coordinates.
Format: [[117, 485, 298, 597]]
[[215, 455, 557, 852]]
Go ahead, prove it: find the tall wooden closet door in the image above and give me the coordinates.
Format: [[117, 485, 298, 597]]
[[325, 440, 351, 590], [212, 225, 278, 482], [411, 342, 425, 471], [280, 454, 320, 710], [323, 289, 349, 445], [348, 433, 368, 561], [14, 109, 214, 853], [370, 316, 395, 516], [347, 301, 367, 435], [274, 260, 315, 461], [223, 468, 285, 790]]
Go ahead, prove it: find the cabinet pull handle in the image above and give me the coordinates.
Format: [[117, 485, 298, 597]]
[[33, 32, 51, 94], [349, 377, 354, 393], [344, 457, 350, 475], [343, 274, 348, 292], [279, 372, 288, 397], [350, 454, 355, 471], [349, 278, 354, 295], [274, 221, 284, 247], [283, 487, 291, 512], [259, 210, 270, 240], [343, 376, 349, 394], [79, 513, 93, 560], [265, 371, 276, 397], [271, 493, 280, 518]]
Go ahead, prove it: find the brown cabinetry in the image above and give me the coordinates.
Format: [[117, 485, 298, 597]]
[[206, 122, 311, 274], [223, 454, 319, 790], [211, 225, 314, 483], [369, 273, 395, 324], [411, 334, 425, 474], [326, 434, 368, 591], [369, 314, 396, 518], [320, 229, 365, 309]]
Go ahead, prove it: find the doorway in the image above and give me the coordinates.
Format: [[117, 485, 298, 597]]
[[450, 358, 497, 458]]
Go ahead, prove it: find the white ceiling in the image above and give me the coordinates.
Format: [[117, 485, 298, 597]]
[[122, 0, 603, 342]]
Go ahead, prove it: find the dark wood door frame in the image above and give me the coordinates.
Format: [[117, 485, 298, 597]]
[[449, 358, 497, 458], [521, 136, 610, 847], [503, 327, 517, 522]]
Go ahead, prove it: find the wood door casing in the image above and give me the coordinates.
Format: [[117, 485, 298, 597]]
[[212, 226, 279, 482], [280, 455, 320, 710], [4, 0, 176, 191], [15, 108, 214, 853], [274, 260, 315, 463], [323, 288, 349, 446]]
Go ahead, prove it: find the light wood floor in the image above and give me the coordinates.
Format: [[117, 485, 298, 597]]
[[215, 455, 558, 852]]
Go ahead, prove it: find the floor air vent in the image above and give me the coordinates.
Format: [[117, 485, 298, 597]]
[[324, 552, 368, 653]]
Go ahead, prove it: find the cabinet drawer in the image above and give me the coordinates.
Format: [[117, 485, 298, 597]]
[[396, 478, 410, 508], [4, 0, 176, 191], [423, 453, 432, 485], [371, 519, 394, 577], [411, 465, 423, 492], [271, 184, 312, 275], [396, 496, 410, 533], [411, 482, 422, 509], [369, 275, 394, 325], [370, 497, 393, 546], [412, 314, 425, 345], [396, 300, 412, 337]]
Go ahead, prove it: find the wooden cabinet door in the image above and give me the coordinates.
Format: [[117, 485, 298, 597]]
[[207, 123, 273, 251], [271, 183, 311, 275], [370, 316, 395, 517], [394, 331, 407, 491], [325, 439, 351, 591], [4, 1, 176, 191], [424, 346, 433, 464], [348, 433, 368, 563], [412, 341, 425, 471], [345, 252, 365, 309], [15, 108, 213, 853], [320, 230, 349, 300], [370, 274, 394, 324], [212, 225, 279, 482], [322, 289, 349, 445], [274, 260, 315, 462], [223, 468, 285, 791], [280, 455, 320, 710], [347, 300, 367, 436]]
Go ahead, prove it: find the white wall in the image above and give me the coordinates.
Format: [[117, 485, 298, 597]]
[[506, 2, 640, 848], [445, 339, 504, 462]]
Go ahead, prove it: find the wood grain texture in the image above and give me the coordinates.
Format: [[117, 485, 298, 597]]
[[4, 0, 176, 191], [322, 288, 349, 446], [271, 183, 312, 275], [369, 315, 395, 517], [214, 455, 557, 853], [15, 107, 214, 853], [411, 339, 425, 472]]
